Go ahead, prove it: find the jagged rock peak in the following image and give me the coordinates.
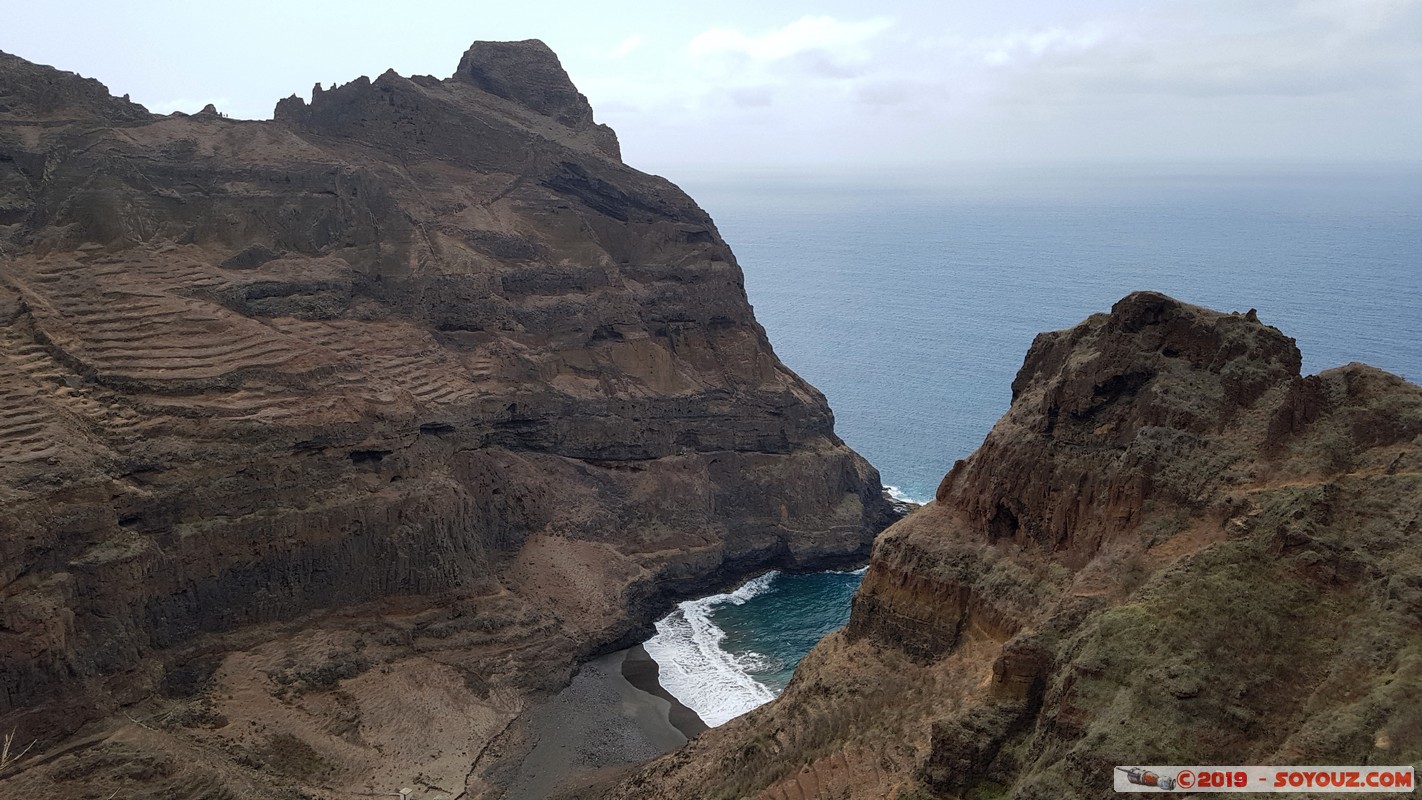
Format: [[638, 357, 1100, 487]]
[[454, 39, 595, 128], [0, 49, 150, 123], [1007, 290, 1303, 440], [273, 39, 621, 161]]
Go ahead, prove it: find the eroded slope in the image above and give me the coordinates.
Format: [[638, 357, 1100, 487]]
[[611, 292, 1422, 799]]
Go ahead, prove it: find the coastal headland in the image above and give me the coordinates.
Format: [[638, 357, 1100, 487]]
[[0, 40, 895, 798], [607, 292, 1422, 798]]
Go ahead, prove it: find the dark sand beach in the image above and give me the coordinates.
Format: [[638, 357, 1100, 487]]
[[503, 646, 707, 799], [621, 644, 709, 739]]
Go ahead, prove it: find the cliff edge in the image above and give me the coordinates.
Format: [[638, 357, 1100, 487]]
[[610, 292, 1422, 799], [0, 41, 895, 798]]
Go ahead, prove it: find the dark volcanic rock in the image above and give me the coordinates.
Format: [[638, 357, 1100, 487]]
[[455, 40, 596, 128], [0, 50, 150, 123], [0, 41, 895, 798]]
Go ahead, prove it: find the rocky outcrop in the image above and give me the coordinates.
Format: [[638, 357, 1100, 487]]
[[610, 292, 1422, 799], [453, 40, 615, 147], [0, 42, 895, 798]]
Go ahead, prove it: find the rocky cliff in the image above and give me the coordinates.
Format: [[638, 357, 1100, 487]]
[[0, 41, 895, 798], [611, 292, 1422, 799]]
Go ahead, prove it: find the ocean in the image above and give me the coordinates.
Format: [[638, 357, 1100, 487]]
[[642, 163, 1422, 726]]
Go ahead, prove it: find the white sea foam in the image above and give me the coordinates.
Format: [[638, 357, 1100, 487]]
[[884, 484, 930, 506], [642, 572, 780, 726]]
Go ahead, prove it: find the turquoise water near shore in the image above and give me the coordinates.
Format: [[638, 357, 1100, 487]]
[[644, 163, 1422, 726], [642, 569, 864, 726]]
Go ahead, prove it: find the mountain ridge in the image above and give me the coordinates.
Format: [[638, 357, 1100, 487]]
[[0, 39, 896, 798]]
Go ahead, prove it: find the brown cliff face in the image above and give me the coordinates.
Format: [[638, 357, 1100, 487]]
[[0, 43, 895, 797], [610, 292, 1422, 800]]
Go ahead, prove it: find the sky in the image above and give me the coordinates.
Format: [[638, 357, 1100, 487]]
[[4, 0, 1420, 172]]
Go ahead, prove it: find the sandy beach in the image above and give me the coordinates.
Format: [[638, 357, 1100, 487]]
[[620, 644, 709, 739], [503, 646, 708, 799]]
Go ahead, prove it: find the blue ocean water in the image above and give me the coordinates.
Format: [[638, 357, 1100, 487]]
[[643, 163, 1422, 725], [682, 163, 1422, 502]]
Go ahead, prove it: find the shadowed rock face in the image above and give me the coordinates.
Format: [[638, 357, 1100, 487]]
[[0, 41, 895, 798], [610, 292, 1422, 800], [454, 40, 609, 138]]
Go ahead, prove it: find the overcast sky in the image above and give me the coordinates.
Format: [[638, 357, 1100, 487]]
[[5, 0, 1420, 172]]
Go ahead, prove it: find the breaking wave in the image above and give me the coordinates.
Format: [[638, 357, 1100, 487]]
[[642, 572, 780, 727], [885, 484, 930, 506]]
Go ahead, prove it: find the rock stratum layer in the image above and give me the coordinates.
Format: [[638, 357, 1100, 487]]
[[0, 42, 895, 798], [612, 292, 1422, 799]]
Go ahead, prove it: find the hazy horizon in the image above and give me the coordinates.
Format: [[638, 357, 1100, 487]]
[[5, 1, 1420, 175]]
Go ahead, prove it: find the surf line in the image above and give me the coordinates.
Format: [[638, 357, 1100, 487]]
[[641, 572, 780, 727]]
